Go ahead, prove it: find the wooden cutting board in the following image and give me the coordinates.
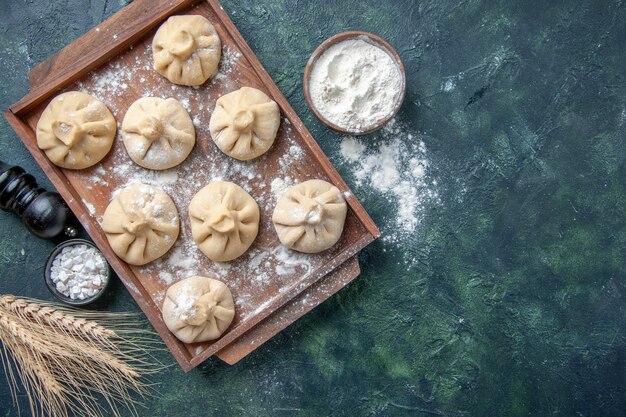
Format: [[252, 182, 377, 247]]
[[6, 0, 379, 371], [27, 1, 366, 366]]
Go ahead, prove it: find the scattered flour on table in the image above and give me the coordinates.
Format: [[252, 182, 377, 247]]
[[339, 119, 439, 245], [441, 78, 457, 92]]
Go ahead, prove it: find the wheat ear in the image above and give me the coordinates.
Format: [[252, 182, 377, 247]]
[[0, 294, 116, 339], [0, 293, 160, 417]]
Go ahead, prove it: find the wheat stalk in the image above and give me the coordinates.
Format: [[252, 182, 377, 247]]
[[0, 295, 116, 340], [0, 293, 161, 417]]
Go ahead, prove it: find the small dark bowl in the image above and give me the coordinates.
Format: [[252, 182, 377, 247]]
[[44, 239, 111, 306], [303, 31, 407, 135]]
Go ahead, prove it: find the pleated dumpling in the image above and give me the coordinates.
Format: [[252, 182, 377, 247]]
[[122, 97, 195, 170], [152, 15, 221, 86], [272, 179, 347, 253], [101, 183, 179, 265], [162, 276, 235, 343], [209, 87, 280, 161], [36, 91, 116, 169], [188, 181, 259, 262]]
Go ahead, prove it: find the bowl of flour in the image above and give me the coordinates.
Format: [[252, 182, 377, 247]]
[[304, 31, 406, 135], [44, 239, 111, 306]]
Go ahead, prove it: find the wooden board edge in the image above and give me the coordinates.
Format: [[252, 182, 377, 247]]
[[187, 232, 374, 368], [216, 256, 361, 365]]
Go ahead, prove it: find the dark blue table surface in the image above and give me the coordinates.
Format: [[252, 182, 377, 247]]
[[1, 0, 625, 415]]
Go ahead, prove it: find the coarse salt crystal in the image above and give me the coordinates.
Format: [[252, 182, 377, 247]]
[[50, 244, 108, 300]]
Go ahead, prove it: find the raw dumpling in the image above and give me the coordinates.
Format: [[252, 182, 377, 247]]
[[122, 97, 195, 170], [162, 276, 235, 343], [209, 87, 280, 161], [152, 15, 221, 86], [272, 179, 347, 253], [101, 183, 179, 265], [36, 91, 116, 169], [189, 181, 259, 261]]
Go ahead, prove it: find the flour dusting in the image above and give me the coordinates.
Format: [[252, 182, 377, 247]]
[[339, 119, 438, 244], [270, 177, 294, 198], [70, 37, 334, 321]]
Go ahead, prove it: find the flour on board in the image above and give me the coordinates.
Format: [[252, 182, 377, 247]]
[[72, 40, 327, 320]]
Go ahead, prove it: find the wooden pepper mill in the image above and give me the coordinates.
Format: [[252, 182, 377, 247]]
[[0, 160, 78, 239]]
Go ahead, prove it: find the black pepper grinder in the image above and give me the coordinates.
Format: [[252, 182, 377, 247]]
[[0, 160, 78, 239]]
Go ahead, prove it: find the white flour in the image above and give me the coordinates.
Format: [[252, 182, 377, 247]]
[[308, 38, 402, 133], [270, 177, 293, 197], [338, 119, 439, 246]]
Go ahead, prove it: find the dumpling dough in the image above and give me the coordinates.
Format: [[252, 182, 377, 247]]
[[152, 15, 221, 86], [36, 91, 116, 169], [209, 87, 280, 161], [122, 97, 195, 170], [101, 183, 179, 265], [189, 181, 259, 262], [162, 276, 235, 343], [272, 179, 347, 253]]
